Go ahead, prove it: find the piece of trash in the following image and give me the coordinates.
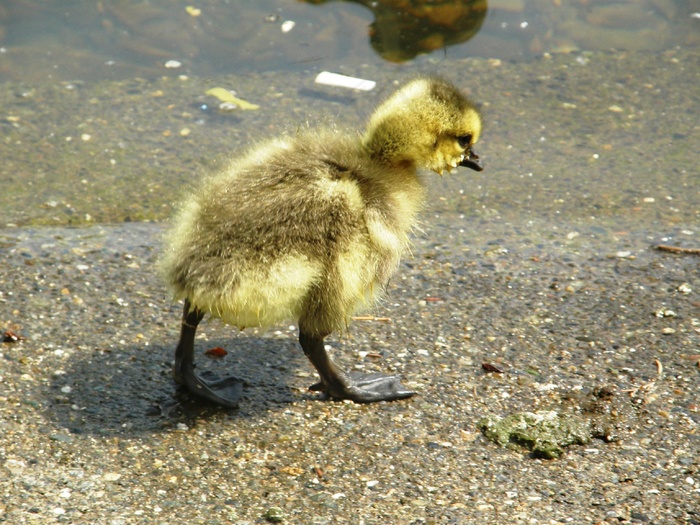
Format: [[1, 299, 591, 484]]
[[185, 6, 201, 17], [205, 87, 260, 110], [281, 20, 295, 33], [3, 330, 25, 343], [314, 71, 376, 91], [164, 60, 182, 69]]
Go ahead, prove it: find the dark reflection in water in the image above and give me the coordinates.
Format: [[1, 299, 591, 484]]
[[0, 1, 697, 83], [303, 0, 487, 62]]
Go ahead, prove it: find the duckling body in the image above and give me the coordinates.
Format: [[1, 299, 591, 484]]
[[161, 77, 484, 407]]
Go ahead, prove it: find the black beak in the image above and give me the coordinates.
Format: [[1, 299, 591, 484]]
[[459, 148, 484, 172]]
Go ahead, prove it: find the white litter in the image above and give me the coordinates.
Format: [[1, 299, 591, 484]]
[[314, 71, 376, 91]]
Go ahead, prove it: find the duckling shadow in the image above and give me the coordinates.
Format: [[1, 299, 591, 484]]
[[46, 335, 311, 437]]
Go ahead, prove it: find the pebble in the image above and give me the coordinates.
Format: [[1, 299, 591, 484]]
[[677, 283, 692, 294], [265, 507, 285, 522], [655, 308, 677, 318]]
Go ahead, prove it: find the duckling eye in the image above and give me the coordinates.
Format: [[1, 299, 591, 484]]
[[457, 134, 472, 148]]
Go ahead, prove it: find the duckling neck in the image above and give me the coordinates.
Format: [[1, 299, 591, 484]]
[[360, 137, 417, 175]]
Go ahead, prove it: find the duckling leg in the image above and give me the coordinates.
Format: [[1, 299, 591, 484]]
[[172, 300, 243, 408], [299, 331, 415, 403]]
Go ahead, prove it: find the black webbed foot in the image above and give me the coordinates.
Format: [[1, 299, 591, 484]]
[[309, 371, 415, 402], [172, 300, 242, 408], [175, 367, 243, 408], [301, 331, 416, 403]]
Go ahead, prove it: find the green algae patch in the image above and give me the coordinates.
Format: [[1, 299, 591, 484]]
[[478, 410, 592, 459]]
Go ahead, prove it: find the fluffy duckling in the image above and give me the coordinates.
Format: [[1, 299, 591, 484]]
[[161, 77, 484, 407]]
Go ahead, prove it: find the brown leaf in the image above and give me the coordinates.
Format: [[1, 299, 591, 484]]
[[482, 362, 504, 374], [204, 346, 227, 357]]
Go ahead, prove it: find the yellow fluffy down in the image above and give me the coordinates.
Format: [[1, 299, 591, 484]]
[[183, 252, 321, 328], [161, 76, 482, 336]]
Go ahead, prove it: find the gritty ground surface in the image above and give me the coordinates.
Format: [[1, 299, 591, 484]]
[[1, 49, 699, 524], [1, 220, 699, 525]]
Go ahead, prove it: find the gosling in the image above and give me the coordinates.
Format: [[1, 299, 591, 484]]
[[161, 77, 484, 407]]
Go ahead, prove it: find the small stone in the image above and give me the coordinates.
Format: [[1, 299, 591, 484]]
[[4, 459, 26, 475], [50, 434, 74, 444], [654, 308, 677, 318], [218, 102, 238, 112], [164, 60, 182, 69], [661, 327, 676, 335], [677, 283, 692, 294], [265, 507, 285, 522], [103, 472, 121, 481]]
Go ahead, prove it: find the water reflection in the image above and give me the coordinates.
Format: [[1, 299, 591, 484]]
[[0, 1, 697, 83], [302, 0, 487, 62]]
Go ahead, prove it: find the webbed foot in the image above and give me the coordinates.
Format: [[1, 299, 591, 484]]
[[172, 300, 241, 408], [300, 330, 416, 403], [309, 371, 415, 402], [174, 366, 243, 408]]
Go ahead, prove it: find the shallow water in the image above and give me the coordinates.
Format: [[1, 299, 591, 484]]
[[1, 1, 698, 231], [1, 1, 698, 81]]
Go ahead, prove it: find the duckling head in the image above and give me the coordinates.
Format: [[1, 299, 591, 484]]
[[362, 77, 483, 175]]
